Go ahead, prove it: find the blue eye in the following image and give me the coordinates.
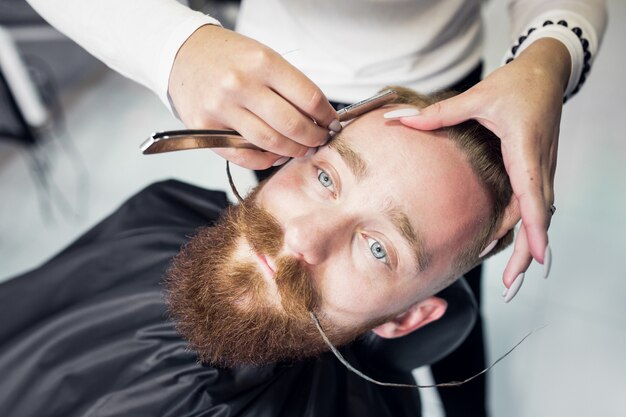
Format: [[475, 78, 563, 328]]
[[367, 237, 388, 263], [317, 169, 334, 189]]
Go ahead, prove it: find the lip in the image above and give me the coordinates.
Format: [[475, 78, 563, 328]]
[[256, 252, 276, 280]]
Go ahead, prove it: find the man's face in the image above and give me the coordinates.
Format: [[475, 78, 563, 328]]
[[166, 105, 491, 366], [257, 106, 491, 326]]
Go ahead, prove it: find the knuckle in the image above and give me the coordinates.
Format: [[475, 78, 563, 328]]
[[190, 116, 206, 129], [430, 101, 443, 115], [250, 47, 274, 70], [512, 245, 525, 257], [282, 116, 305, 139], [199, 103, 221, 124], [220, 70, 245, 93], [256, 130, 280, 150], [306, 89, 325, 113], [294, 146, 309, 158]]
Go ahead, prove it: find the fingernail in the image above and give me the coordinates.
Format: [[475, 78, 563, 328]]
[[315, 132, 333, 148], [329, 119, 342, 132], [383, 108, 420, 119], [304, 147, 317, 157], [502, 287, 509, 298], [504, 273, 524, 303], [479, 239, 498, 258], [272, 156, 290, 167], [543, 245, 552, 279]]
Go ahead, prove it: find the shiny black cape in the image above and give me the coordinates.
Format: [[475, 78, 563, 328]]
[[0, 180, 475, 416]]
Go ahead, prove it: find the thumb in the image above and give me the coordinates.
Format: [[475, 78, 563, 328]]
[[398, 91, 478, 131]]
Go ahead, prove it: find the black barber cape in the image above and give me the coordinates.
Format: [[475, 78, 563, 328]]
[[0, 180, 432, 417]]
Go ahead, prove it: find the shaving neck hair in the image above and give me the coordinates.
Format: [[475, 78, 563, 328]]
[[224, 86, 519, 389]]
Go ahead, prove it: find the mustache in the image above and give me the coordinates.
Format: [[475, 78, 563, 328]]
[[234, 198, 319, 315]]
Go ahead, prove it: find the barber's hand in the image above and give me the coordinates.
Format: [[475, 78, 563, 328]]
[[394, 38, 571, 292], [168, 25, 339, 169]]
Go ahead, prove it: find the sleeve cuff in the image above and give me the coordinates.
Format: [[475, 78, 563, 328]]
[[502, 10, 598, 101]]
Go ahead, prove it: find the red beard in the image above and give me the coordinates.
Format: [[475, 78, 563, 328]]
[[165, 185, 371, 367]]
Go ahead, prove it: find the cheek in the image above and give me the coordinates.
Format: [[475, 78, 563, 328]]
[[316, 261, 400, 327], [317, 259, 432, 329]]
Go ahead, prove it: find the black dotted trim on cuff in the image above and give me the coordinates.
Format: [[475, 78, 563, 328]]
[[505, 19, 593, 103]]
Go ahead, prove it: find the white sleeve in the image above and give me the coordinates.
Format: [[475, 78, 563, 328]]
[[505, 0, 608, 100], [25, 0, 221, 111]]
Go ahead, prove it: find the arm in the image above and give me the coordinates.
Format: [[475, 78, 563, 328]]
[[26, 0, 339, 169], [167, 24, 339, 169], [26, 0, 219, 110], [395, 0, 607, 300]]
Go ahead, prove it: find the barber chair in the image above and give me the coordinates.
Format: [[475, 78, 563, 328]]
[[349, 278, 476, 414], [0, 180, 477, 417]]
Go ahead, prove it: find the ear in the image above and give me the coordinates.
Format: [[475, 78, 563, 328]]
[[371, 296, 448, 339]]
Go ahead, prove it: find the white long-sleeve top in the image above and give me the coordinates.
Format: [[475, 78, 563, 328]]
[[25, 0, 607, 110]]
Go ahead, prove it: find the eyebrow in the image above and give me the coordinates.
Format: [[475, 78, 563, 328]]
[[328, 134, 368, 180], [328, 134, 431, 273], [384, 204, 431, 272]]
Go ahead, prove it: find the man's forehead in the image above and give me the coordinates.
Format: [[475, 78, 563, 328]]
[[327, 104, 433, 153], [325, 108, 433, 180], [325, 107, 399, 174]]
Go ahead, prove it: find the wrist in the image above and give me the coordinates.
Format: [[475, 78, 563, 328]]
[[516, 38, 571, 94], [503, 14, 597, 102]]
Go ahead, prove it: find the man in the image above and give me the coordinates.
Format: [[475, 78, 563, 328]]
[[167, 87, 516, 367], [0, 88, 514, 416]]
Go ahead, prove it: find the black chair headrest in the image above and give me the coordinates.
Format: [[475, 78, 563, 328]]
[[355, 277, 477, 373]]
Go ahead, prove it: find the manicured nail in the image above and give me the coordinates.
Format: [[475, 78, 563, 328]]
[[383, 108, 420, 119], [543, 245, 552, 279], [329, 119, 342, 132], [479, 239, 498, 258], [502, 287, 509, 298], [304, 147, 317, 157], [272, 156, 290, 167], [504, 273, 524, 303]]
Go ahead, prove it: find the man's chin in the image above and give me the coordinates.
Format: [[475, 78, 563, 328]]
[[183, 307, 331, 367], [164, 226, 328, 367]]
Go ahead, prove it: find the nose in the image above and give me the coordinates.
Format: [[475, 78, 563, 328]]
[[283, 208, 352, 265]]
